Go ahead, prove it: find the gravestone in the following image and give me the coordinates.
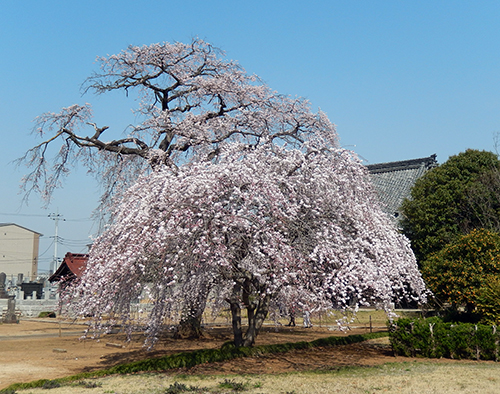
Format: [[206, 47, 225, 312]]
[[0, 272, 18, 323], [20, 282, 43, 299], [3, 296, 18, 323], [0, 272, 8, 298]]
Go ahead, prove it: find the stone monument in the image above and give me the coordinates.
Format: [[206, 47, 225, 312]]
[[0, 272, 8, 298], [4, 296, 18, 323], [0, 272, 19, 323]]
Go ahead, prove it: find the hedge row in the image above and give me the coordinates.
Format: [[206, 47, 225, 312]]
[[390, 317, 500, 360], [0, 331, 387, 393]]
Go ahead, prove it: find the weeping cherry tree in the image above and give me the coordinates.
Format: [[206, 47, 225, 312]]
[[64, 142, 427, 348], [20, 39, 427, 345], [21, 39, 340, 337]]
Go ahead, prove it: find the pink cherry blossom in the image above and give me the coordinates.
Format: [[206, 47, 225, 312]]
[[64, 143, 427, 347]]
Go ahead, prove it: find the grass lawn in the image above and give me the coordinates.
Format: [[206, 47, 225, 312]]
[[9, 361, 500, 394]]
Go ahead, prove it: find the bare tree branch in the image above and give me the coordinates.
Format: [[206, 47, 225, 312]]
[[20, 39, 337, 211]]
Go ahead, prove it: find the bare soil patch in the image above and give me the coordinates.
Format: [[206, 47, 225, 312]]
[[0, 318, 488, 390], [0, 319, 387, 389]]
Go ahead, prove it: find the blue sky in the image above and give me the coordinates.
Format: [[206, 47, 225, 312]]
[[1, 1, 500, 272]]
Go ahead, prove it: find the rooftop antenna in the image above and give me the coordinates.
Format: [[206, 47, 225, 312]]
[[48, 210, 65, 274]]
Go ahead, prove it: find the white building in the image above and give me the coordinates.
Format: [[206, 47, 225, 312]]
[[0, 223, 41, 282]]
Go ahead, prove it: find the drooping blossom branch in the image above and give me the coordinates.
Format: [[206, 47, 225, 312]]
[[64, 143, 427, 347]]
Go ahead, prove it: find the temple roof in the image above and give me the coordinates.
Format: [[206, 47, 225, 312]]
[[49, 252, 88, 283], [367, 155, 438, 221]]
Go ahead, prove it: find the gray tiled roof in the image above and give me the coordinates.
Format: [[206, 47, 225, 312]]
[[367, 155, 437, 221]]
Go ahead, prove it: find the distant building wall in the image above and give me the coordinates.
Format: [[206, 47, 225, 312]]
[[0, 224, 42, 282]]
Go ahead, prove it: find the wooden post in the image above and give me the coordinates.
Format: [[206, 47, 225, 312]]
[[370, 315, 372, 333]]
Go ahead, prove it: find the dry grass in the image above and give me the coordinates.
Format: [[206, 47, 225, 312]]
[[13, 361, 500, 394], [214, 308, 413, 331]]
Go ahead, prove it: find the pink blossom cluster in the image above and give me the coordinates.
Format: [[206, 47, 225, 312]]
[[66, 142, 427, 345]]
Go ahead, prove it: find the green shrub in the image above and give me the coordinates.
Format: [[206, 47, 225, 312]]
[[390, 317, 500, 360], [38, 311, 56, 318], [421, 229, 500, 314], [476, 276, 500, 325]]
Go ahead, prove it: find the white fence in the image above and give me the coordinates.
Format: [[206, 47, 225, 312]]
[[0, 291, 59, 319]]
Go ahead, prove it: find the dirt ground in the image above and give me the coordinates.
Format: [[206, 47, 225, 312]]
[[0, 318, 484, 390]]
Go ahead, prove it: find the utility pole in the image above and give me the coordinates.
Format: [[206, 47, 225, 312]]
[[48, 210, 65, 274]]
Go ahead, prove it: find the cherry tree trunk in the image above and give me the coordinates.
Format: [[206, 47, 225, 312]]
[[175, 314, 204, 339], [229, 283, 244, 347], [174, 284, 209, 339], [229, 279, 272, 347], [242, 294, 271, 347]]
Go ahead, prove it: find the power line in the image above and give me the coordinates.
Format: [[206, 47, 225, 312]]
[[0, 212, 92, 221], [0, 212, 47, 218], [38, 240, 55, 257]]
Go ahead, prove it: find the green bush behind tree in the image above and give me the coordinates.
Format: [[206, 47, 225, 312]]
[[401, 149, 500, 262], [421, 229, 500, 316], [476, 276, 500, 325]]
